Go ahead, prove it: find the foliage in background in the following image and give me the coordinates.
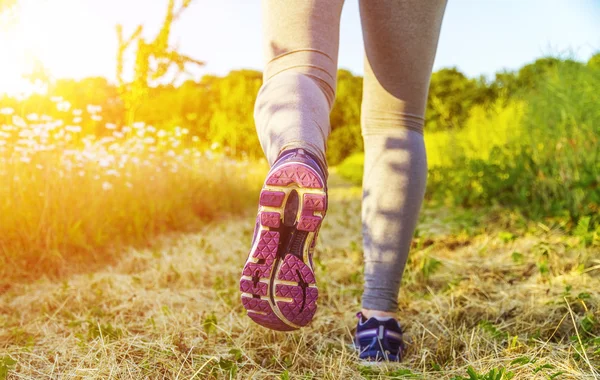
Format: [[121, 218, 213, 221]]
[[328, 69, 363, 164], [338, 56, 600, 228], [6, 54, 589, 165], [1, 54, 599, 271], [116, 0, 204, 125]]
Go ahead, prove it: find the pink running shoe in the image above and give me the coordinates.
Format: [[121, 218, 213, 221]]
[[240, 148, 328, 331]]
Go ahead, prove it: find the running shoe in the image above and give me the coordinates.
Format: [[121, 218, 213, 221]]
[[240, 148, 327, 331], [354, 312, 406, 362]]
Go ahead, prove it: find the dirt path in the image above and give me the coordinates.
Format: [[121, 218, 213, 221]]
[[1, 175, 599, 379]]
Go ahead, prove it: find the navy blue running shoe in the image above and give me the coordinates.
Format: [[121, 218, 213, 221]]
[[354, 312, 406, 362]]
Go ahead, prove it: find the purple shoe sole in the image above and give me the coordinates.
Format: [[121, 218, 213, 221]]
[[240, 162, 327, 331]]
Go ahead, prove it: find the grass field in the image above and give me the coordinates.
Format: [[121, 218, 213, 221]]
[[0, 109, 264, 282], [2, 173, 598, 379]]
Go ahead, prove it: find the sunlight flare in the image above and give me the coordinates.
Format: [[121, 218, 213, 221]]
[[0, 0, 112, 95]]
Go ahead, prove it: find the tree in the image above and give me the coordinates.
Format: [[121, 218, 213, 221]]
[[588, 53, 600, 70], [426, 68, 481, 131], [328, 69, 363, 164], [207, 70, 263, 157], [330, 69, 362, 131], [492, 57, 583, 96], [116, 0, 204, 125]]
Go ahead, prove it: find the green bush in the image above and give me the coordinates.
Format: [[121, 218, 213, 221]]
[[338, 58, 600, 227], [336, 152, 364, 185]]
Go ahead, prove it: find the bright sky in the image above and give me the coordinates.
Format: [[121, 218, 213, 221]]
[[0, 0, 599, 95]]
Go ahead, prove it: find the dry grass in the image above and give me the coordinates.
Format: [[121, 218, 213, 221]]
[[1, 174, 599, 379]]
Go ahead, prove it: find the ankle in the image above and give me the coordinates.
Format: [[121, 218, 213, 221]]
[[361, 308, 397, 320], [278, 147, 328, 178]]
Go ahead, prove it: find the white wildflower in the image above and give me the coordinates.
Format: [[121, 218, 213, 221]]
[[87, 105, 102, 114], [56, 101, 71, 112], [65, 125, 81, 133], [12, 116, 27, 127]]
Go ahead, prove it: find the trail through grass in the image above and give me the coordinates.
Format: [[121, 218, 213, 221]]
[[1, 174, 599, 379]]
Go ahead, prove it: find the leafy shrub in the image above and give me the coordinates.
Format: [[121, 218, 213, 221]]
[[338, 58, 599, 227]]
